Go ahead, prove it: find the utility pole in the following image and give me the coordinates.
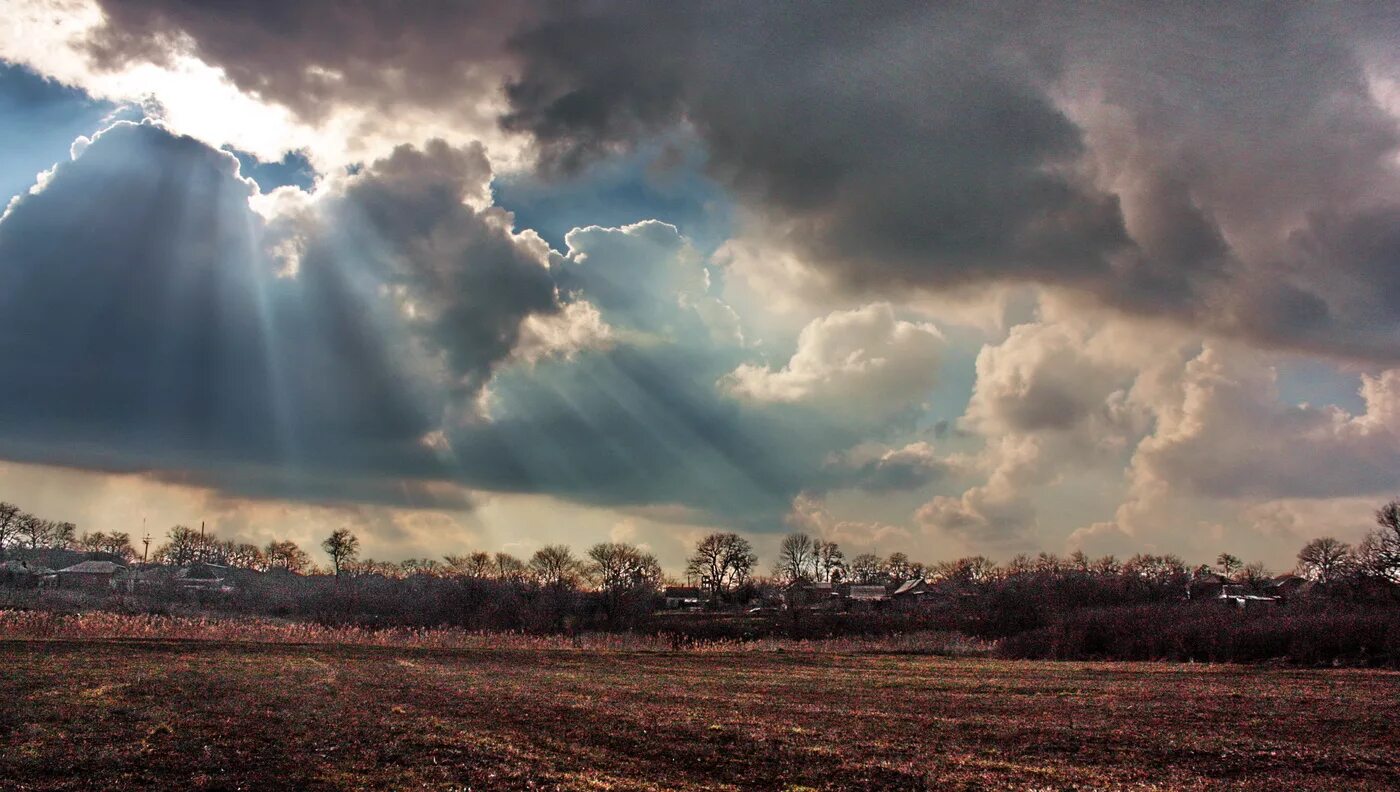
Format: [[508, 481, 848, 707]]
[[141, 517, 150, 564]]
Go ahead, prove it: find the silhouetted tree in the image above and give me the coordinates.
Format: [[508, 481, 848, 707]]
[[1296, 537, 1352, 584], [493, 552, 527, 582], [849, 553, 883, 584], [1360, 498, 1400, 581], [529, 545, 583, 588], [773, 532, 817, 583], [685, 532, 756, 601], [587, 543, 661, 596], [815, 540, 845, 582], [158, 525, 202, 565], [1216, 553, 1243, 577], [16, 513, 47, 549], [322, 528, 360, 579], [445, 551, 493, 577], [0, 502, 20, 550], [264, 540, 311, 573]]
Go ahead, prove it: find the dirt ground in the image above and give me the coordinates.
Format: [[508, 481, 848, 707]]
[[1, 639, 1397, 790]]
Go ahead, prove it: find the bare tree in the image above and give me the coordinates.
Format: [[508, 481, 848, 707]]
[[685, 532, 756, 601], [225, 543, 265, 569], [322, 528, 360, 579], [1295, 537, 1352, 584], [587, 542, 662, 597], [1239, 561, 1272, 590], [815, 540, 845, 582], [16, 514, 47, 549], [103, 532, 135, 560], [849, 552, 883, 584], [78, 531, 109, 553], [1360, 498, 1400, 581], [0, 502, 20, 550], [773, 532, 817, 583], [934, 556, 997, 584], [444, 551, 493, 577], [529, 545, 583, 588], [158, 525, 202, 565], [492, 552, 528, 582], [884, 552, 913, 581], [264, 540, 311, 573]]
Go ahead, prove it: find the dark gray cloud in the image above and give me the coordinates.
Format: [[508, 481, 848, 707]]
[[499, 2, 1400, 361], [75, 2, 1400, 361], [85, 0, 530, 123], [76, 3, 1400, 361], [0, 121, 870, 525], [0, 121, 558, 504]]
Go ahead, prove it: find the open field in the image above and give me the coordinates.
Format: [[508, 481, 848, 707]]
[[2, 640, 1398, 790]]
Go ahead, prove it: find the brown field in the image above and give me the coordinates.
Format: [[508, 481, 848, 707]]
[[1, 639, 1397, 791]]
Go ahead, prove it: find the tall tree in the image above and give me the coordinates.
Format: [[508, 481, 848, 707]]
[[1216, 553, 1243, 577], [685, 532, 756, 600], [1361, 498, 1400, 581], [159, 525, 202, 565], [16, 514, 47, 549], [1296, 537, 1352, 584], [444, 550, 493, 577], [773, 532, 817, 583], [587, 542, 662, 597], [529, 545, 583, 588], [492, 552, 527, 582], [103, 532, 136, 560], [0, 502, 20, 550], [322, 528, 360, 579], [815, 540, 845, 582], [849, 553, 883, 584], [264, 540, 311, 573]]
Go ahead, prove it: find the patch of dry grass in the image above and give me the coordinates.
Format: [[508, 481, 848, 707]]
[[0, 609, 991, 655]]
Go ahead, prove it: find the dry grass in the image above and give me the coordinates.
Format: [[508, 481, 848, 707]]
[[0, 609, 992, 655], [0, 636, 1397, 790]]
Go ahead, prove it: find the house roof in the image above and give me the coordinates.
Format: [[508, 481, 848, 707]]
[[0, 560, 53, 574], [892, 578, 928, 596], [176, 563, 232, 580], [848, 585, 889, 600], [57, 560, 126, 575]]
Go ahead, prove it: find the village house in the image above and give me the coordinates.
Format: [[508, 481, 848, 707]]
[[0, 559, 55, 588], [845, 584, 890, 611], [175, 562, 237, 593], [55, 560, 126, 593], [662, 586, 702, 610], [890, 578, 934, 611], [783, 580, 839, 610]]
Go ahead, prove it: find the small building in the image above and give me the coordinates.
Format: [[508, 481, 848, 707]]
[[1219, 591, 1281, 610], [1267, 574, 1313, 599], [176, 562, 236, 593], [55, 560, 126, 592], [0, 559, 55, 588], [783, 580, 839, 610], [1186, 572, 1233, 600], [662, 586, 703, 609], [891, 578, 933, 610], [846, 584, 890, 610]]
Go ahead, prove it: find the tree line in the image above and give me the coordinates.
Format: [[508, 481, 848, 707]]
[[4, 496, 1398, 595]]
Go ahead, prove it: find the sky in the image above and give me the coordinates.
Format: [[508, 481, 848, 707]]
[[1, 1, 1399, 574]]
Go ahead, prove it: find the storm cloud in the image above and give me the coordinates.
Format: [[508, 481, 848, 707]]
[[0, 121, 560, 503]]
